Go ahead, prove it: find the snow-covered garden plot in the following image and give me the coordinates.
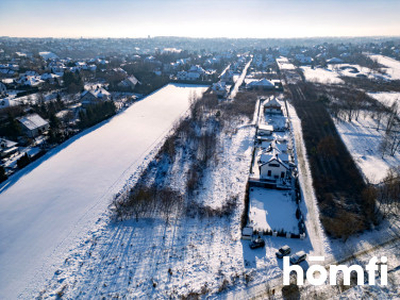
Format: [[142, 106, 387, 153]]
[[369, 54, 400, 80], [263, 113, 288, 131], [0, 84, 207, 299], [300, 66, 344, 84], [334, 115, 400, 184], [249, 187, 299, 234]]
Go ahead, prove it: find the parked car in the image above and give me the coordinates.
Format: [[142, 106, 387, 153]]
[[290, 251, 307, 264], [249, 237, 265, 249], [275, 245, 291, 258]]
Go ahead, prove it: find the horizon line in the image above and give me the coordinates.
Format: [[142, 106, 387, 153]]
[[1, 35, 400, 40]]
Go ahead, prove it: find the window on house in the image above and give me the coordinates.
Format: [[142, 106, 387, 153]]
[[267, 170, 271, 177]]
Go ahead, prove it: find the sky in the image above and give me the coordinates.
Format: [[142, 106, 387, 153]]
[[0, 0, 399, 39]]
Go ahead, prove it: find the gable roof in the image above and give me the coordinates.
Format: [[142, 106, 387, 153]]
[[248, 78, 274, 88], [17, 114, 49, 131], [263, 97, 282, 108], [81, 87, 110, 100], [259, 155, 289, 170], [0, 138, 17, 149], [126, 76, 141, 85]]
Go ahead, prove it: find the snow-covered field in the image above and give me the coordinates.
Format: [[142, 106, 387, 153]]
[[368, 91, 400, 112], [276, 56, 296, 70], [334, 115, 400, 184], [369, 54, 400, 80], [0, 83, 207, 299], [300, 66, 344, 84], [327, 63, 390, 81], [249, 188, 299, 234]]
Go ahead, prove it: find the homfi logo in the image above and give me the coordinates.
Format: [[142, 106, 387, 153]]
[[283, 256, 388, 286]]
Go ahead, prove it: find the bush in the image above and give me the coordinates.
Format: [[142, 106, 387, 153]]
[[17, 153, 31, 169], [78, 101, 116, 129], [0, 166, 7, 183]]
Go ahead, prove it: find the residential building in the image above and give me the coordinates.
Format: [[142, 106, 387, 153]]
[[17, 114, 50, 138]]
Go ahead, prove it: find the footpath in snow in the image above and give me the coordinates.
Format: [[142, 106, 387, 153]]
[[0, 83, 207, 299]]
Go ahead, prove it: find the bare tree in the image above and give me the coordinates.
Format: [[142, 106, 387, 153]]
[[377, 167, 400, 220]]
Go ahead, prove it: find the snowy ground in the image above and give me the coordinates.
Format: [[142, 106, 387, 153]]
[[334, 114, 400, 184], [368, 91, 400, 113], [263, 113, 288, 131], [38, 121, 278, 299], [0, 83, 207, 299], [228, 58, 251, 100], [369, 54, 400, 80], [249, 188, 299, 234], [276, 56, 296, 70], [276, 57, 302, 85], [300, 66, 345, 84], [327, 63, 390, 81], [36, 88, 325, 299]]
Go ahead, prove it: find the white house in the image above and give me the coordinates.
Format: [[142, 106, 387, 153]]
[[178, 65, 209, 81], [260, 140, 289, 164], [41, 73, 61, 85], [263, 98, 282, 114], [81, 86, 111, 107], [247, 79, 275, 90], [259, 153, 290, 181], [211, 81, 229, 98], [17, 113, 50, 138], [295, 54, 313, 64]]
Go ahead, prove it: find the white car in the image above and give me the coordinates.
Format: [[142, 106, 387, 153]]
[[290, 251, 307, 264]]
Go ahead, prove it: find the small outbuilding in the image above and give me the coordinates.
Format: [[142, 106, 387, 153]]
[[258, 124, 274, 136], [0, 138, 18, 158]]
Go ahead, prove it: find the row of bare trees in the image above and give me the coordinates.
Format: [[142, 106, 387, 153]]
[[113, 185, 184, 223], [376, 166, 400, 220], [112, 91, 222, 221], [379, 102, 400, 157]]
